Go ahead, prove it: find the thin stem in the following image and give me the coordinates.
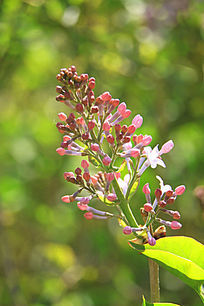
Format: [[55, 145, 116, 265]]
[[148, 259, 160, 303]]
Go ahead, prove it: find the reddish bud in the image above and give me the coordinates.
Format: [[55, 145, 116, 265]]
[[64, 172, 75, 179], [84, 212, 93, 220], [103, 122, 111, 131], [91, 106, 99, 113], [88, 121, 95, 130], [142, 135, 152, 146], [127, 124, 136, 134], [173, 211, 181, 219], [61, 195, 70, 203], [77, 203, 88, 211], [107, 135, 115, 144], [159, 200, 167, 208], [83, 172, 91, 181], [63, 135, 71, 142], [175, 185, 185, 195], [144, 203, 153, 212], [170, 221, 182, 230], [56, 148, 65, 156], [123, 226, 132, 235], [123, 136, 131, 143], [143, 183, 151, 195], [88, 81, 95, 89], [103, 155, 112, 166], [166, 197, 175, 204], [114, 124, 121, 133], [91, 143, 100, 152], [155, 188, 162, 200], [105, 173, 115, 182], [75, 168, 82, 175], [165, 190, 174, 197], [101, 91, 112, 102], [82, 133, 89, 140], [76, 103, 84, 113], [107, 193, 117, 201], [81, 160, 89, 169]]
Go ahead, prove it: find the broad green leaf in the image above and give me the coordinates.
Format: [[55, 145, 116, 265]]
[[142, 295, 180, 306], [131, 237, 204, 303]]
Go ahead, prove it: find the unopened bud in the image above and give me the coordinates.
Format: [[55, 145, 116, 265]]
[[103, 155, 112, 166], [143, 183, 151, 194], [76, 103, 84, 113], [175, 185, 185, 195], [88, 121, 95, 130], [144, 203, 153, 212], [107, 193, 117, 201], [56, 148, 65, 156], [123, 226, 132, 235], [84, 212, 93, 220], [81, 160, 89, 169], [155, 188, 162, 200], [170, 221, 182, 230], [61, 195, 70, 203]]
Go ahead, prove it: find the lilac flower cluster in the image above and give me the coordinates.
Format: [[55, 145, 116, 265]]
[[55, 65, 185, 246]]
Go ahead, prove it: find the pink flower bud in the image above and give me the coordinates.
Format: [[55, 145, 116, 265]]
[[170, 221, 182, 230], [101, 91, 112, 102], [123, 109, 131, 118], [175, 185, 186, 195], [142, 135, 152, 146], [103, 155, 112, 166], [148, 236, 156, 246], [130, 149, 140, 158], [118, 102, 127, 115], [107, 193, 117, 201], [64, 172, 74, 179], [75, 103, 84, 113], [58, 112, 67, 121], [123, 226, 132, 235], [91, 143, 100, 152], [63, 135, 71, 142], [61, 195, 70, 203], [143, 183, 151, 195], [132, 114, 143, 129], [77, 203, 88, 211], [144, 203, 153, 212], [88, 81, 95, 89], [173, 211, 181, 220], [107, 135, 115, 145], [160, 140, 174, 154], [81, 160, 89, 169], [155, 188, 162, 200], [105, 172, 115, 182], [127, 124, 136, 134], [84, 212, 93, 220], [56, 148, 65, 156], [88, 121, 95, 130], [80, 197, 90, 204], [103, 122, 111, 131], [83, 172, 91, 181]]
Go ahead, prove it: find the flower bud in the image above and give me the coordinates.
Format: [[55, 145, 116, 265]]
[[101, 91, 112, 102], [173, 211, 181, 220], [84, 212, 93, 220], [63, 135, 71, 142], [175, 185, 186, 195], [142, 135, 152, 146], [159, 200, 167, 208], [75, 103, 84, 113], [61, 195, 70, 203], [82, 132, 89, 140], [58, 112, 67, 121], [81, 160, 89, 169], [155, 188, 162, 200], [107, 135, 115, 144], [105, 172, 115, 182], [166, 197, 175, 204], [77, 203, 88, 211], [127, 124, 136, 134], [123, 226, 132, 235], [107, 193, 117, 201], [103, 155, 112, 166], [170, 221, 182, 230], [91, 106, 99, 113], [132, 114, 143, 129], [142, 183, 151, 195], [144, 203, 153, 212], [160, 140, 174, 154], [64, 172, 75, 179], [56, 148, 65, 156], [83, 173, 91, 181], [147, 231, 156, 246], [75, 168, 82, 175], [91, 143, 100, 152], [88, 121, 95, 130], [103, 122, 111, 131]]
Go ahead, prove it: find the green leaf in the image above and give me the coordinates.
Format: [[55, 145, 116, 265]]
[[142, 296, 180, 305], [88, 155, 100, 167], [131, 237, 204, 303]]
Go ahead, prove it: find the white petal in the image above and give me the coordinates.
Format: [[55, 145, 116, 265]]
[[156, 158, 166, 168]]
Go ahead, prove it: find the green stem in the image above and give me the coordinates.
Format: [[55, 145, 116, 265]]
[[112, 178, 138, 227], [148, 259, 160, 303]]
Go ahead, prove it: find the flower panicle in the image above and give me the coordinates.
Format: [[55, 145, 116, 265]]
[[55, 65, 185, 246]]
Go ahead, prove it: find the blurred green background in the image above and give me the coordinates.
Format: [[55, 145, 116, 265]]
[[0, 0, 204, 305]]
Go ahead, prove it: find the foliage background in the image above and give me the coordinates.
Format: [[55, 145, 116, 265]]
[[0, 0, 204, 305]]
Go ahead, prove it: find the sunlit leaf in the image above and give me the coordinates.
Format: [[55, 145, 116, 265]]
[[131, 237, 204, 303], [142, 295, 181, 306]]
